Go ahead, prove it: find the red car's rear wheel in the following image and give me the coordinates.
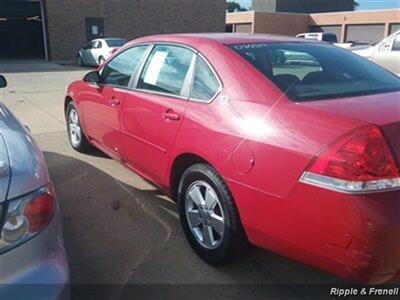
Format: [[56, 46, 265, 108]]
[[178, 163, 249, 265]]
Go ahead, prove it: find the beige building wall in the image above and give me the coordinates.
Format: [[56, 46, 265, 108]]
[[227, 9, 400, 42], [310, 10, 400, 42]]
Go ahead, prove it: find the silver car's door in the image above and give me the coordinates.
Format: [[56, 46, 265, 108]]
[[373, 33, 400, 76], [83, 41, 96, 66], [91, 40, 104, 65]]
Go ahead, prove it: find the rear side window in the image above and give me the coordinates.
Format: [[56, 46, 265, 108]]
[[190, 57, 220, 101], [137, 45, 194, 96], [101, 45, 148, 87], [230, 43, 400, 102]]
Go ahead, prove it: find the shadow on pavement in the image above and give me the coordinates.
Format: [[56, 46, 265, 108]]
[[43, 151, 358, 300], [0, 60, 93, 73]]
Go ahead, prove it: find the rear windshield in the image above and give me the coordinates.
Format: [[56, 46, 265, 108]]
[[229, 43, 400, 102], [322, 34, 338, 43], [106, 39, 126, 47]]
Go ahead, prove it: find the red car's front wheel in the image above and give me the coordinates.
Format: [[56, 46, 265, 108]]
[[66, 102, 93, 153]]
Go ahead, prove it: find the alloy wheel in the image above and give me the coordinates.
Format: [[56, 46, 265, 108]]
[[68, 108, 82, 147], [185, 181, 225, 249]]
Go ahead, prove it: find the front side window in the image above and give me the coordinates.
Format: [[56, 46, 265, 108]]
[[86, 42, 94, 49], [230, 42, 400, 102], [93, 41, 102, 49], [392, 35, 400, 51], [137, 45, 194, 96], [101, 45, 148, 87], [190, 57, 220, 101]]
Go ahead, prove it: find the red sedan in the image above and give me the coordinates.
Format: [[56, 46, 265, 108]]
[[65, 33, 400, 284]]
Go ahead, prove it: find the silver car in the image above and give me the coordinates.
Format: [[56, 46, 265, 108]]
[[77, 38, 126, 67], [0, 76, 69, 299]]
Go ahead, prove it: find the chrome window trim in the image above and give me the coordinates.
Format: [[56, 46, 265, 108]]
[[127, 88, 189, 101]]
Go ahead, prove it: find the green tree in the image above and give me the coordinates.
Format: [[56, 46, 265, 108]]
[[226, 1, 248, 12]]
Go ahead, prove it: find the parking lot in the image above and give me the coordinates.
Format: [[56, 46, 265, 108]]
[[0, 60, 380, 299]]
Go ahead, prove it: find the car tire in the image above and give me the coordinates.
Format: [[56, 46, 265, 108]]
[[98, 56, 105, 66], [77, 55, 83, 67], [178, 163, 249, 265], [66, 102, 92, 153]]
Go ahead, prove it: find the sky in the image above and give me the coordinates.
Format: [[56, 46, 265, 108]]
[[236, 0, 400, 10]]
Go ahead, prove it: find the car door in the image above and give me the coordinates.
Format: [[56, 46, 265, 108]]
[[120, 44, 196, 185], [82, 41, 96, 66], [374, 34, 400, 76], [82, 45, 150, 158], [90, 40, 103, 65]]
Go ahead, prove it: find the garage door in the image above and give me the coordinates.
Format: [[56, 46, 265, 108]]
[[390, 23, 400, 35], [235, 23, 252, 33], [345, 24, 385, 44], [0, 1, 46, 59], [310, 25, 342, 42]]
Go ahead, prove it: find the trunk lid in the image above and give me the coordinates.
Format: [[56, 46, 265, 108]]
[[301, 91, 400, 162]]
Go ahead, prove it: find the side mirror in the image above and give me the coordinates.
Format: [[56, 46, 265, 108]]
[[0, 75, 7, 88], [83, 71, 101, 83]]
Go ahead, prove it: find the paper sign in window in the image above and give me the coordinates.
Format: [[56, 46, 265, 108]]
[[144, 51, 168, 85]]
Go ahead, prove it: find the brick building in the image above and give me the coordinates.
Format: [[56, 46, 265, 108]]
[[0, 0, 226, 61]]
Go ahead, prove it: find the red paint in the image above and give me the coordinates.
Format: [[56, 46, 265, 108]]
[[66, 34, 400, 283]]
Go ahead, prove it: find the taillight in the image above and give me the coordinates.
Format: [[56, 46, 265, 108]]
[[24, 193, 55, 233], [300, 125, 400, 193], [0, 185, 56, 253]]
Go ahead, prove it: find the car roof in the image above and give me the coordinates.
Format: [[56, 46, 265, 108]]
[[129, 33, 316, 47]]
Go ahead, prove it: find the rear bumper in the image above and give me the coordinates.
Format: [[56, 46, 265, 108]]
[[228, 178, 400, 284], [0, 210, 69, 300]]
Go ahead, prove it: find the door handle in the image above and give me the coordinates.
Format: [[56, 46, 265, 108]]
[[163, 109, 180, 121], [109, 97, 120, 107]]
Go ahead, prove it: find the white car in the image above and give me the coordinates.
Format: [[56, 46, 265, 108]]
[[296, 32, 353, 49], [77, 38, 126, 67], [351, 31, 400, 76]]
